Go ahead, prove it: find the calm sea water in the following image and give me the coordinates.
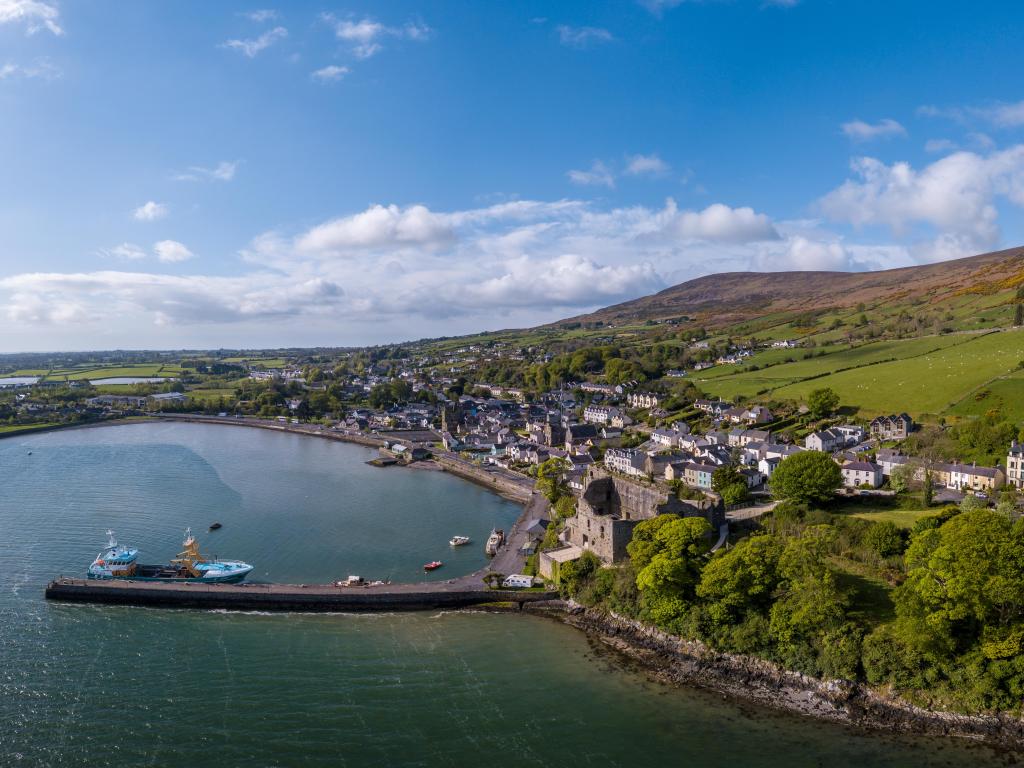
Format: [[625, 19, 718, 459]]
[[0, 423, 1010, 767]]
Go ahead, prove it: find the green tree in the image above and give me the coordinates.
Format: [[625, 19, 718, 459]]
[[807, 387, 840, 419], [895, 511, 1024, 654], [864, 521, 906, 557], [1015, 303, 1024, 327], [697, 535, 783, 631], [712, 465, 751, 506], [770, 451, 842, 505], [889, 463, 913, 494], [535, 457, 569, 503], [923, 470, 934, 507]]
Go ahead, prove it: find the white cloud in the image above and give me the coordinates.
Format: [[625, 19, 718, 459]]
[[173, 161, 237, 182], [311, 65, 349, 82], [322, 14, 431, 59], [221, 26, 287, 58], [98, 243, 147, 261], [153, 240, 195, 263], [556, 25, 613, 48], [841, 118, 906, 142], [242, 9, 277, 22], [624, 153, 669, 177], [0, 57, 61, 80], [674, 202, 780, 242], [567, 160, 615, 188], [820, 145, 1024, 256], [0, 0, 62, 35], [920, 100, 1024, 129], [132, 201, 168, 222], [295, 204, 455, 255]]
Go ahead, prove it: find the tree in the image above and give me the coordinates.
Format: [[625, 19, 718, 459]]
[[923, 470, 934, 506], [629, 516, 711, 598], [1015, 303, 1024, 327], [864, 521, 906, 557], [959, 493, 986, 513], [535, 457, 569, 504], [712, 465, 750, 506], [895, 511, 1024, 654], [770, 451, 842, 505], [889, 463, 913, 494], [697, 535, 783, 630], [807, 387, 840, 419]]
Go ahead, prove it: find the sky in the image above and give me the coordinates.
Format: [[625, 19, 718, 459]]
[[2, 0, 1024, 352]]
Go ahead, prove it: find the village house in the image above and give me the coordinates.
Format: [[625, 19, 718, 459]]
[[805, 428, 847, 453], [728, 428, 771, 447], [870, 413, 914, 440], [841, 460, 883, 488], [1008, 441, 1024, 489], [694, 399, 733, 418], [604, 448, 647, 478], [583, 405, 619, 425], [683, 462, 716, 490], [626, 392, 660, 410]]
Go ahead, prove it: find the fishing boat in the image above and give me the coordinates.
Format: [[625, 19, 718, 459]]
[[485, 528, 504, 556], [208, 522, 223, 531], [449, 535, 470, 546], [87, 528, 253, 583], [423, 560, 443, 571]]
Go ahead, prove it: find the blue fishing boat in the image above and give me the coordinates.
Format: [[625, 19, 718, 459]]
[[87, 528, 253, 583]]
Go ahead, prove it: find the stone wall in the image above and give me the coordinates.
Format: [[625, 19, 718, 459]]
[[564, 468, 724, 564]]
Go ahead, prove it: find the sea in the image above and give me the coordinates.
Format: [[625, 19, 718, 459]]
[[0, 422, 1011, 767]]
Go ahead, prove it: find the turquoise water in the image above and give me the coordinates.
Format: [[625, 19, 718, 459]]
[[0, 423, 1011, 767]]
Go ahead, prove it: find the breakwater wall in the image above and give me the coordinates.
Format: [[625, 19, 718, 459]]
[[45, 578, 558, 612]]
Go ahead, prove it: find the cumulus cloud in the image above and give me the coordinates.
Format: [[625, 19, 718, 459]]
[[153, 240, 195, 263], [296, 204, 455, 256], [567, 160, 615, 188], [0, 0, 62, 35], [0, 196, 926, 343], [221, 26, 287, 58], [624, 153, 669, 177], [132, 201, 168, 222], [674, 202, 780, 242], [557, 25, 613, 48], [841, 118, 906, 142], [322, 14, 430, 59], [173, 161, 237, 182], [820, 145, 1024, 258], [311, 65, 349, 82]]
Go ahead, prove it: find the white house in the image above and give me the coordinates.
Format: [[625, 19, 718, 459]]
[[841, 461, 883, 488]]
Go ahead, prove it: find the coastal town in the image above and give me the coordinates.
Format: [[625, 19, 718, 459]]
[[4, 334, 1019, 590]]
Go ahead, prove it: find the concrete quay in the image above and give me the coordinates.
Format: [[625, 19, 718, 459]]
[[45, 577, 558, 612]]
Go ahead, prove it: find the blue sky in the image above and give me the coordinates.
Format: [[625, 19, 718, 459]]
[[2, 0, 1024, 351]]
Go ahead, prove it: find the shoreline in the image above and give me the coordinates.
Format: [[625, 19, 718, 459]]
[[543, 603, 1024, 753]]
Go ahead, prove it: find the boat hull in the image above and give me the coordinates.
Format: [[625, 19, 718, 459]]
[[87, 563, 252, 584]]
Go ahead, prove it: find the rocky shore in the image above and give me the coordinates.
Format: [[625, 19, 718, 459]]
[[543, 602, 1024, 752]]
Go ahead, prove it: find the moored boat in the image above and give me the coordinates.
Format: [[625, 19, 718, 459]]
[[208, 522, 223, 531], [87, 528, 253, 583], [485, 528, 504, 556], [423, 560, 443, 571], [449, 535, 470, 546]]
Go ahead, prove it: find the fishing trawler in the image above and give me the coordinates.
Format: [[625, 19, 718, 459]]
[[87, 529, 253, 583]]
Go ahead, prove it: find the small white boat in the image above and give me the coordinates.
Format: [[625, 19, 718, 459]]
[[485, 528, 504, 556], [449, 535, 471, 546]]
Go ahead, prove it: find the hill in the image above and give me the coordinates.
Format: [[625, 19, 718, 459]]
[[557, 246, 1024, 329]]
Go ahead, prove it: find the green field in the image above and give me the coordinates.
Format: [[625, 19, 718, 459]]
[[41, 364, 181, 382], [696, 329, 1024, 418], [946, 370, 1024, 422], [767, 329, 1024, 417]]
